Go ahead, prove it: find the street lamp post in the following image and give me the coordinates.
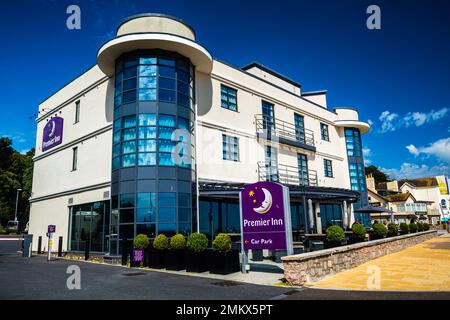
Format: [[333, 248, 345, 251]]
[[14, 188, 22, 222]]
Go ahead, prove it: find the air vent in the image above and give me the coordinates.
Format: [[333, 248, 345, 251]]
[[68, 197, 73, 205], [103, 191, 110, 199]]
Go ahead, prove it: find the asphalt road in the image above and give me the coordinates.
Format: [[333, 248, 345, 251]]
[[1, 238, 449, 300]]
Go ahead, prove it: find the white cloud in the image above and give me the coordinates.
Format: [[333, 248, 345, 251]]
[[363, 148, 371, 157], [406, 138, 450, 163], [379, 111, 398, 133], [376, 108, 449, 133], [381, 163, 450, 179]]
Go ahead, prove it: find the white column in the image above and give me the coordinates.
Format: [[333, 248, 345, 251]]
[[308, 199, 314, 232], [315, 203, 322, 234], [342, 201, 348, 229], [348, 203, 355, 227]]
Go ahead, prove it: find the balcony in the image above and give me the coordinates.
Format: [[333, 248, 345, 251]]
[[255, 115, 316, 152], [257, 162, 318, 187]]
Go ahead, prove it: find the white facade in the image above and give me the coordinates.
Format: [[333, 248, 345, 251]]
[[29, 14, 370, 252]]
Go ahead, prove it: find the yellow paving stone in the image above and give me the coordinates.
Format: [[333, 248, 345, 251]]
[[311, 235, 450, 291]]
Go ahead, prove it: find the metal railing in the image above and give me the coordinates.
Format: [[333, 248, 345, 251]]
[[255, 115, 315, 147], [257, 162, 318, 187]]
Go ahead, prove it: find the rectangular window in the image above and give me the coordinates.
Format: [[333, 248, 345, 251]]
[[222, 134, 239, 161], [72, 147, 78, 171], [265, 146, 278, 182], [74, 101, 80, 123], [220, 84, 238, 111], [297, 153, 309, 186], [294, 113, 305, 143], [324, 159, 333, 178], [262, 100, 275, 134], [320, 123, 329, 141]]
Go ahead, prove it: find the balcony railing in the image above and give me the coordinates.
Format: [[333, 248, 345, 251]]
[[257, 162, 318, 187], [255, 115, 316, 151]]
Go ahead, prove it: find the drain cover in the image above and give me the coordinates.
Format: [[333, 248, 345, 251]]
[[211, 280, 241, 287], [122, 272, 147, 277]]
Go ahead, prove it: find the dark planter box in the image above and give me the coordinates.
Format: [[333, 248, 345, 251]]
[[348, 235, 365, 244], [185, 250, 208, 273], [209, 250, 240, 275], [251, 249, 263, 261], [148, 248, 166, 269], [166, 249, 185, 271], [370, 234, 386, 240], [324, 239, 347, 249]]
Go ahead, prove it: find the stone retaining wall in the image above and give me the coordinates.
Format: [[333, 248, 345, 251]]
[[282, 230, 438, 286]]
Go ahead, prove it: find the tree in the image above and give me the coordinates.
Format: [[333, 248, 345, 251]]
[[0, 137, 34, 226], [365, 165, 389, 184]]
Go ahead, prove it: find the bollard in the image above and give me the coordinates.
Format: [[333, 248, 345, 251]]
[[121, 240, 128, 266], [38, 236, 42, 254], [84, 237, 90, 261], [58, 236, 63, 257]]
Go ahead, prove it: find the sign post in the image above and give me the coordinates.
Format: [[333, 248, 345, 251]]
[[47, 225, 56, 261], [239, 182, 293, 273]]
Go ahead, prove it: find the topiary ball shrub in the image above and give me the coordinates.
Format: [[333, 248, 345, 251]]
[[373, 223, 388, 238], [422, 223, 430, 231], [133, 234, 150, 249], [409, 223, 418, 233], [400, 222, 409, 234], [213, 233, 232, 252], [170, 234, 186, 250], [153, 234, 169, 250], [387, 223, 399, 237], [417, 223, 424, 232], [352, 223, 366, 239], [326, 225, 345, 242], [187, 233, 209, 253]]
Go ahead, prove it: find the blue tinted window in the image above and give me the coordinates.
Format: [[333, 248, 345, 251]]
[[138, 139, 156, 152], [123, 78, 136, 91], [158, 223, 177, 237], [159, 66, 176, 78], [113, 131, 120, 144], [137, 193, 156, 207], [123, 67, 137, 79], [112, 156, 120, 170], [159, 152, 174, 166], [122, 141, 135, 154], [140, 57, 156, 65], [158, 208, 176, 222], [159, 58, 175, 66], [119, 209, 134, 224], [177, 223, 191, 236], [123, 90, 136, 103], [136, 223, 156, 238], [159, 77, 175, 90], [122, 154, 136, 167], [122, 128, 136, 141], [119, 223, 134, 240], [136, 208, 156, 223], [138, 89, 156, 101], [159, 114, 175, 127], [138, 152, 156, 166], [120, 193, 135, 208], [159, 140, 176, 152], [178, 117, 190, 131], [139, 65, 157, 77], [139, 114, 156, 126], [158, 127, 174, 140], [139, 77, 157, 89], [221, 85, 238, 111], [178, 193, 191, 207], [159, 89, 176, 102], [158, 193, 176, 206], [179, 208, 191, 222], [122, 116, 136, 128], [139, 127, 156, 139]]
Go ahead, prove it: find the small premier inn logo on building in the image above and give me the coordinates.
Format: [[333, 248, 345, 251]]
[[42, 117, 64, 152]]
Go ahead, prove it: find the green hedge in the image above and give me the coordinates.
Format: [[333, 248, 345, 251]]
[[352, 223, 366, 238], [387, 223, 399, 237], [187, 233, 208, 253], [326, 225, 345, 242], [400, 222, 409, 234], [409, 223, 418, 233], [373, 223, 388, 237]]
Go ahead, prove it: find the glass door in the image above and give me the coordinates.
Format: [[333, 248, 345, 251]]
[[262, 100, 275, 136], [297, 153, 309, 186]]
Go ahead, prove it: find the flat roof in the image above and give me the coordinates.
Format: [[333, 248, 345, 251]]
[[242, 61, 302, 88]]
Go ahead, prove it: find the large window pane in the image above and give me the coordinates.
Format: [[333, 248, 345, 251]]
[[159, 140, 176, 152], [136, 208, 156, 223], [123, 90, 136, 103], [123, 78, 136, 91], [159, 77, 175, 90], [122, 154, 136, 167], [139, 127, 156, 139], [158, 127, 174, 139], [159, 66, 176, 78], [119, 224, 134, 239], [120, 193, 134, 208], [139, 114, 156, 126], [158, 193, 176, 207], [139, 77, 156, 89], [159, 89, 176, 102], [122, 141, 135, 154], [159, 114, 175, 127], [140, 57, 156, 65], [138, 152, 156, 165], [158, 223, 176, 237], [159, 152, 174, 166], [119, 209, 134, 223], [138, 88, 156, 101], [138, 139, 156, 152], [137, 193, 156, 208], [136, 223, 156, 238], [122, 128, 136, 141], [139, 65, 157, 76]]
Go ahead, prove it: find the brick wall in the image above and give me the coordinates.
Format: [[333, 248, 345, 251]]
[[282, 230, 437, 286]]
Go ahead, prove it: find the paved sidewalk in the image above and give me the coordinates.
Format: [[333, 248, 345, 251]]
[[310, 234, 450, 292]]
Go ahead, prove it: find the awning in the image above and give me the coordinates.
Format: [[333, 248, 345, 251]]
[[354, 206, 393, 214]]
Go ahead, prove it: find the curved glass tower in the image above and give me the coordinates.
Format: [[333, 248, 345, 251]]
[[97, 14, 213, 255]]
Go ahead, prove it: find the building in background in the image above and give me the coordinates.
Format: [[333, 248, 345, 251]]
[[28, 14, 371, 255], [366, 174, 449, 224]]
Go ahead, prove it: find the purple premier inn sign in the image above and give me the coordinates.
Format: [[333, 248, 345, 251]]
[[240, 181, 293, 252], [42, 116, 64, 152]]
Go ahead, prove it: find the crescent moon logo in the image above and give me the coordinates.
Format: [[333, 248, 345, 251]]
[[253, 188, 273, 215], [48, 120, 56, 138]]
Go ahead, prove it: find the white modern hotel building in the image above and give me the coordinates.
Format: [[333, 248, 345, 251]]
[[28, 14, 371, 254]]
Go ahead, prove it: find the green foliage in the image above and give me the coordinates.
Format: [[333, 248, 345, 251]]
[[212, 233, 232, 251], [422, 223, 430, 231], [409, 223, 418, 233], [351, 223, 366, 238], [326, 225, 345, 242], [186, 233, 209, 252], [153, 234, 169, 250], [133, 234, 150, 249], [387, 223, 399, 237], [400, 222, 409, 233], [0, 137, 34, 225], [364, 165, 389, 184], [0, 225, 6, 235], [373, 223, 388, 237], [170, 234, 186, 250], [417, 223, 424, 232]]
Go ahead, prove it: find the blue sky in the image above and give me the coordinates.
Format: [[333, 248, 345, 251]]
[[1, 0, 450, 179]]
